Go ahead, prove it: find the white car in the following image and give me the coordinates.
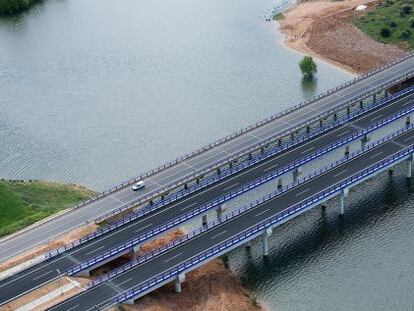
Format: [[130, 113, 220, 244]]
[[132, 180, 145, 191]]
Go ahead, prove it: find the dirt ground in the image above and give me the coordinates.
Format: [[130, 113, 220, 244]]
[[279, 0, 406, 74], [0, 223, 97, 273], [111, 260, 261, 311]]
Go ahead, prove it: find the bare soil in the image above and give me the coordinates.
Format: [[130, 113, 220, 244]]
[[279, 0, 406, 74]]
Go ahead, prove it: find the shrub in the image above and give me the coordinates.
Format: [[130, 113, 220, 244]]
[[410, 17, 414, 27], [401, 29, 412, 39], [402, 3, 413, 14], [388, 20, 397, 27], [380, 27, 391, 37], [299, 56, 318, 78]]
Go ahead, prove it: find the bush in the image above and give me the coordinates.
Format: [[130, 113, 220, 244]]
[[380, 27, 391, 37], [410, 17, 414, 27], [299, 56, 318, 78], [388, 20, 397, 27], [402, 3, 413, 14], [401, 29, 412, 39]]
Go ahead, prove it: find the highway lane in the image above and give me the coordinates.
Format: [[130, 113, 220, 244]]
[[1, 56, 413, 262], [2, 89, 414, 306], [49, 127, 414, 311]]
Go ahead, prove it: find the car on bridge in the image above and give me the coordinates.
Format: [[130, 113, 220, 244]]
[[132, 180, 145, 191]]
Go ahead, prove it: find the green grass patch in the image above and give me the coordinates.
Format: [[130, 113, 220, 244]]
[[352, 0, 414, 48], [273, 13, 285, 21], [0, 180, 95, 238]]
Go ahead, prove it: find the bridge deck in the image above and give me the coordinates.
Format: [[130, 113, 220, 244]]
[[49, 126, 414, 311], [0, 55, 413, 263]]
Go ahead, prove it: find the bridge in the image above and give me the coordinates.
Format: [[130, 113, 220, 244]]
[[1, 54, 414, 310]]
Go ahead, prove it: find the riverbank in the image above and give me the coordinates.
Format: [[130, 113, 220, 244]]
[[0, 179, 95, 238], [278, 0, 406, 74]]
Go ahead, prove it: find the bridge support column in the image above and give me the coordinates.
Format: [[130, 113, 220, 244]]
[[245, 241, 252, 250], [359, 100, 364, 110], [333, 113, 338, 121], [277, 178, 283, 189], [131, 245, 141, 259], [248, 153, 252, 160], [344, 145, 350, 157], [175, 273, 186, 293], [202, 214, 208, 227], [373, 93, 377, 102], [346, 106, 351, 116], [290, 132, 295, 141], [216, 204, 225, 221], [229, 162, 233, 170], [406, 155, 413, 178], [339, 188, 349, 215], [361, 134, 371, 149], [262, 228, 273, 257], [306, 126, 311, 134], [261, 147, 265, 155], [319, 119, 323, 128], [217, 168, 221, 175], [406, 116, 411, 127], [293, 167, 302, 183]]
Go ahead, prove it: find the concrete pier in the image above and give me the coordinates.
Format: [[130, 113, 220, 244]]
[[202, 214, 208, 226], [262, 228, 273, 257], [406, 155, 413, 178], [175, 273, 186, 293], [339, 187, 349, 215]]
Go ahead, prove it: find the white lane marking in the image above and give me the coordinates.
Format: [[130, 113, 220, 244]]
[[370, 114, 384, 122], [67, 304, 80, 311], [295, 188, 311, 197], [135, 223, 153, 233], [255, 209, 271, 217], [32, 270, 54, 281], [181, 202, 198, 211], [336, 129, 350, 137], [116, 277, 134, 287], [301, 146, 315, 155], [84, 245, 106, 256], [164, 253, 182, 263], [211, 230, 228, 240], [404, 135, 414, 142], [223, 183, 239, 192], [263, 163, 280, 172], [370, 151, 384, 159], [333, 169, 348, 178]]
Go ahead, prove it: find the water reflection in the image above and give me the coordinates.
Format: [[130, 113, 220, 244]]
[[301, 76, 318, 95]]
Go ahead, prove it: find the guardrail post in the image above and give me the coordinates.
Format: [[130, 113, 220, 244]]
[[262, 228, 273, 257], [175, 273, 186, 293], [406, 154, 413, 178], [339, 188, 349, 215]]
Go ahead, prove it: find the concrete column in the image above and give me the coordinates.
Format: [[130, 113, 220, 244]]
[[196, 178, 200, 185], [261, 147, 265, 155], [245, 241, 251, 250], [262, 228, 273, 257], [184, 183, 188, 190], [131, 245, 141, 259], [293, 167, 302, 183], [361, 134, 371, 149], [373, 93, 377, 102], [319, 119, 323, 128], [217, 168, 221, 175], [229, 162, 233, 170], [384, 90, 388, 98], [346, 106, 351, 116], [216, 204, 225, 221], [202, 214, 208, 226], [344, 145, 350, 157], [175, 273, 186, 293], [333, 113, 338, 121], [277, 178, 283, 189], [248, 153, 252, 160], [359, 100, 364, 110], [306, 126, 311, 134], [406, 155, 413, 178], [290, 132, 295, 141], [339, 188, 349, 215], [406, 116, 411, 127]]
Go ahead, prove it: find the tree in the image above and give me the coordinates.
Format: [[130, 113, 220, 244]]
[[380, 27, 391, 37], [299, 56, 317, 78]]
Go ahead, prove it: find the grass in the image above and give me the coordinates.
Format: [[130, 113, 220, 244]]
[[352, 0, 414, 48], [0, 180, 95, 238], [273, 13, 285, 21], [0, 0, 42, 16]]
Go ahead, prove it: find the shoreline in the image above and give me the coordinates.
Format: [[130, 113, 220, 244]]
[[277, 0, 407, 74]]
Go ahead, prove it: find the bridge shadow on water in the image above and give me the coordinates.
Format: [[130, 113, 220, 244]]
[[229, 164, 414, 291]]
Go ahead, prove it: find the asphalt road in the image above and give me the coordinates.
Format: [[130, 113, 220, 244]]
[[49, 126, 414, 311], [2, 89, 414, 306], [1, 56, 413, 262]]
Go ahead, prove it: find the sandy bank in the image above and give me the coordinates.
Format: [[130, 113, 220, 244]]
[[279, 0, 406, 74]]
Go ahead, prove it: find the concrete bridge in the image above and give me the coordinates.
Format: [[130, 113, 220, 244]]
[[1, 54, 414, 310]]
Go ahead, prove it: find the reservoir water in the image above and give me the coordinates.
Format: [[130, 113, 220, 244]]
[[1, 0, 413, 310]]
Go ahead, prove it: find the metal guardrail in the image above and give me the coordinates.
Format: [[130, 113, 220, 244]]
[[86, 126, 414, 291], [108, 130, 414, 306], [65, 104, 414, 275], [60, 54, 414, 221], [44, 85, 414, 261]]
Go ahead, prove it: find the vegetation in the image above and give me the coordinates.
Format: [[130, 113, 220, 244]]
[[352, 0, 414, 48], [0, 180, 94, 237], [273, 13, 285, 21], [0, 0, 41, 16], [299, 56, 318, 78]]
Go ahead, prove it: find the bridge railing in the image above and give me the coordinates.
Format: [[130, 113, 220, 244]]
[[86, 126, 413, 289], [58, 54, 414, 222], [92, 77, 414, 223], [46, 86, 414, 261], [108, 132, 414, 306], [65, 109, 414, 275]]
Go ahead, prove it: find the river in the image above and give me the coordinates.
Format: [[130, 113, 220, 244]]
[[1, 0, 413, 310]]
